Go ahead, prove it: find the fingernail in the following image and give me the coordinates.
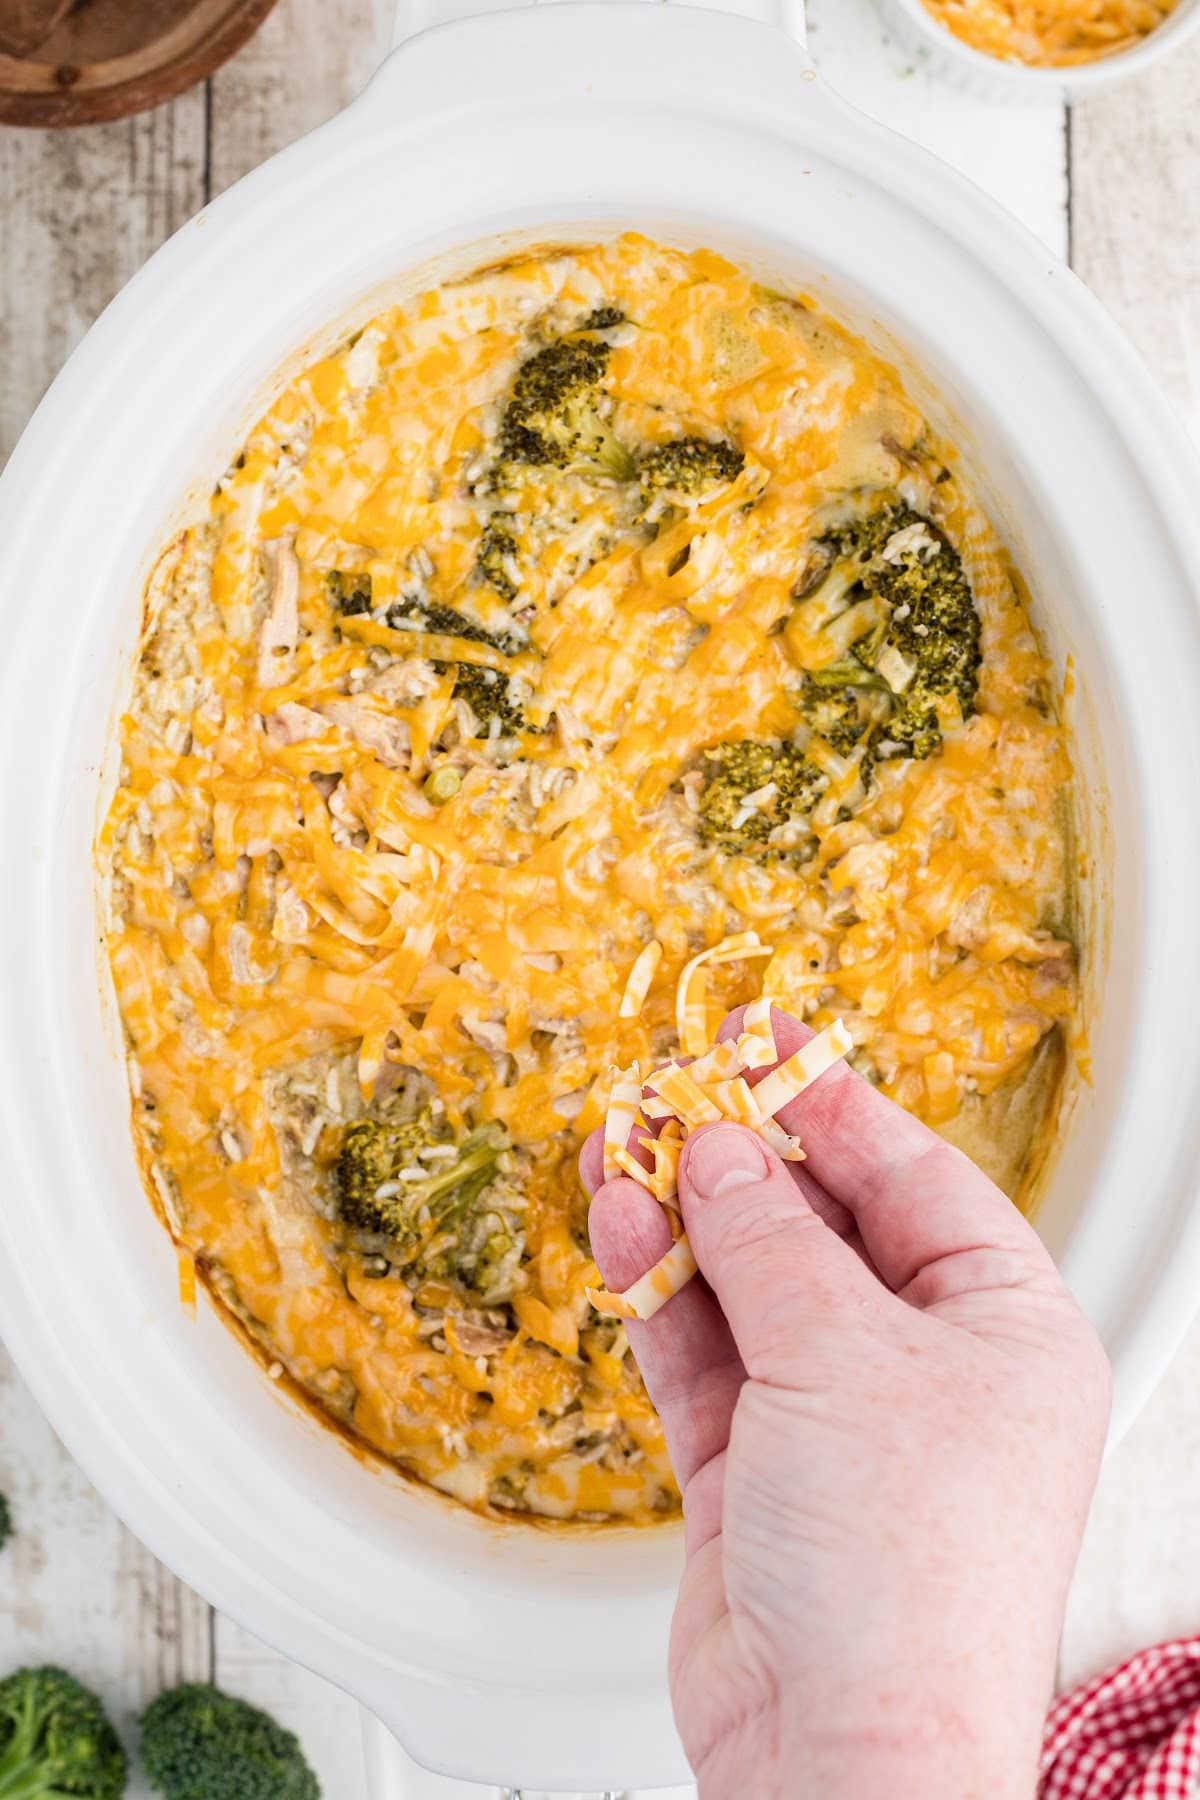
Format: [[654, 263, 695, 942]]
[[686, 1124, 770, 1198]]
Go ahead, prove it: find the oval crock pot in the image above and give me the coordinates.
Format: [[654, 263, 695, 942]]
[[2, 0, 1200, 1789]]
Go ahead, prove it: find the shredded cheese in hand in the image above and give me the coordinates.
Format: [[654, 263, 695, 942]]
[[603, 1063, 644, 1183], [586, 1010, 853, 1321], [751, 1019, 854, 1119]]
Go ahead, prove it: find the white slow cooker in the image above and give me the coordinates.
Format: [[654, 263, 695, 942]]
[[2, 0, 1200, 1791]]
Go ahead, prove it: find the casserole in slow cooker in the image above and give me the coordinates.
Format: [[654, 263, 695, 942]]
[[98, 235, 1079, 1523]]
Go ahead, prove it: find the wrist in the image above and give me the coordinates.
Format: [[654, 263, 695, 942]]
[[694, 1678, 1044, 1800]]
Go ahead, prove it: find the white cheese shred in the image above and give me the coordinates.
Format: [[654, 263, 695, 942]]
[[602, 1062, 644, 1185], [587, 1234, 699, 1323], [750, 1019, 854, 1120], [619, 940, 663, 1019], [675, 931, 773, 1057]]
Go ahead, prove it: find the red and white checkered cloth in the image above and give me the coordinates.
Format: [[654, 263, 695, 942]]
[[1040, 1637, 1200, 1799]]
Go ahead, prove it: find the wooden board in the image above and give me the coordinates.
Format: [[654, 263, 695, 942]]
[[0, 0, 280, 128]]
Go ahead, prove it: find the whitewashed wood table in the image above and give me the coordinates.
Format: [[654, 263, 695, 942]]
[[2, 1, 1199, 1793]]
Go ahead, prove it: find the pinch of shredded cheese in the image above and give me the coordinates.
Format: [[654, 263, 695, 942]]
[[650, 1065, 725, 1129], [686, 1039, 744, 1086], [590, 1010, 851, 1320], [650, 1120, 685, 1206], [710, 1074, 763, 1126], [612, 1144, 657, 1193]]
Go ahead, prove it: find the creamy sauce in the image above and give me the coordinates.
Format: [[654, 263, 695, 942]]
[[99, 237, 1077, 1523]]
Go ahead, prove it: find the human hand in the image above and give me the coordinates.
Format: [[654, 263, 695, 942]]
[[580, 1007, 1110, 1800]]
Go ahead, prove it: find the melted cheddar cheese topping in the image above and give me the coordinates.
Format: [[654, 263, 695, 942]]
[[99, 236, 1077, 1524], [919, 0, 1178, 66]]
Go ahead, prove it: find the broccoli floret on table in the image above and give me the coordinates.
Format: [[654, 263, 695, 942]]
[[498, 338, 636, 482], [639, 436, 744, 502], [140, 1683, 318, 1800], [793, 502, 981, 764], [697, 739, 825, 857], [0, 1665, 127, 1800]]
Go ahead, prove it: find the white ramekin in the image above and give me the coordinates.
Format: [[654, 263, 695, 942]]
[[877, 0, 1200, 100]]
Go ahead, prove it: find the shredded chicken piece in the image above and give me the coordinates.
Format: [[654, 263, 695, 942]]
[[322, 698, 411, 769], [948, 886, 992, 950], [449, 1314, 517, 1356], [1032, 956, 1074, 999], [462, 1015, 507, 1053], [227, 921, 272, 985], [367, 659, 443, 707], [256, 536, 300, 689], [265, 701, 328, 746]]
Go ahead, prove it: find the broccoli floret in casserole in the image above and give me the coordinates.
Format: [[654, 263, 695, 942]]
[[697, 739, 826, 857], [451, 662, 538, 737], [797, 679, 878, 756], [325, 569, 372, 616], [336, 1111, 501, 1243], [476, 515, 521, 604], [0, 1493, 11, 1555], [0, 1665, 127, 1800], [335, 1111, 520, 1299], [793, 503, 981, 763], [577, 305, 626, 331], [140, 1683, 318, 1800], [387, 593, 527, 658], [498, 338, 636, 482], [639, 436, 744, 501]]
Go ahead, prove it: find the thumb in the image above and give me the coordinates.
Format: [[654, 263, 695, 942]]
[[680, 1121, 884, 1381]]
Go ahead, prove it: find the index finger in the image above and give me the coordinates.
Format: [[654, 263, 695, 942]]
[[717, 1004, 1051, 1293], [587, 1176, 746, 1510]]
